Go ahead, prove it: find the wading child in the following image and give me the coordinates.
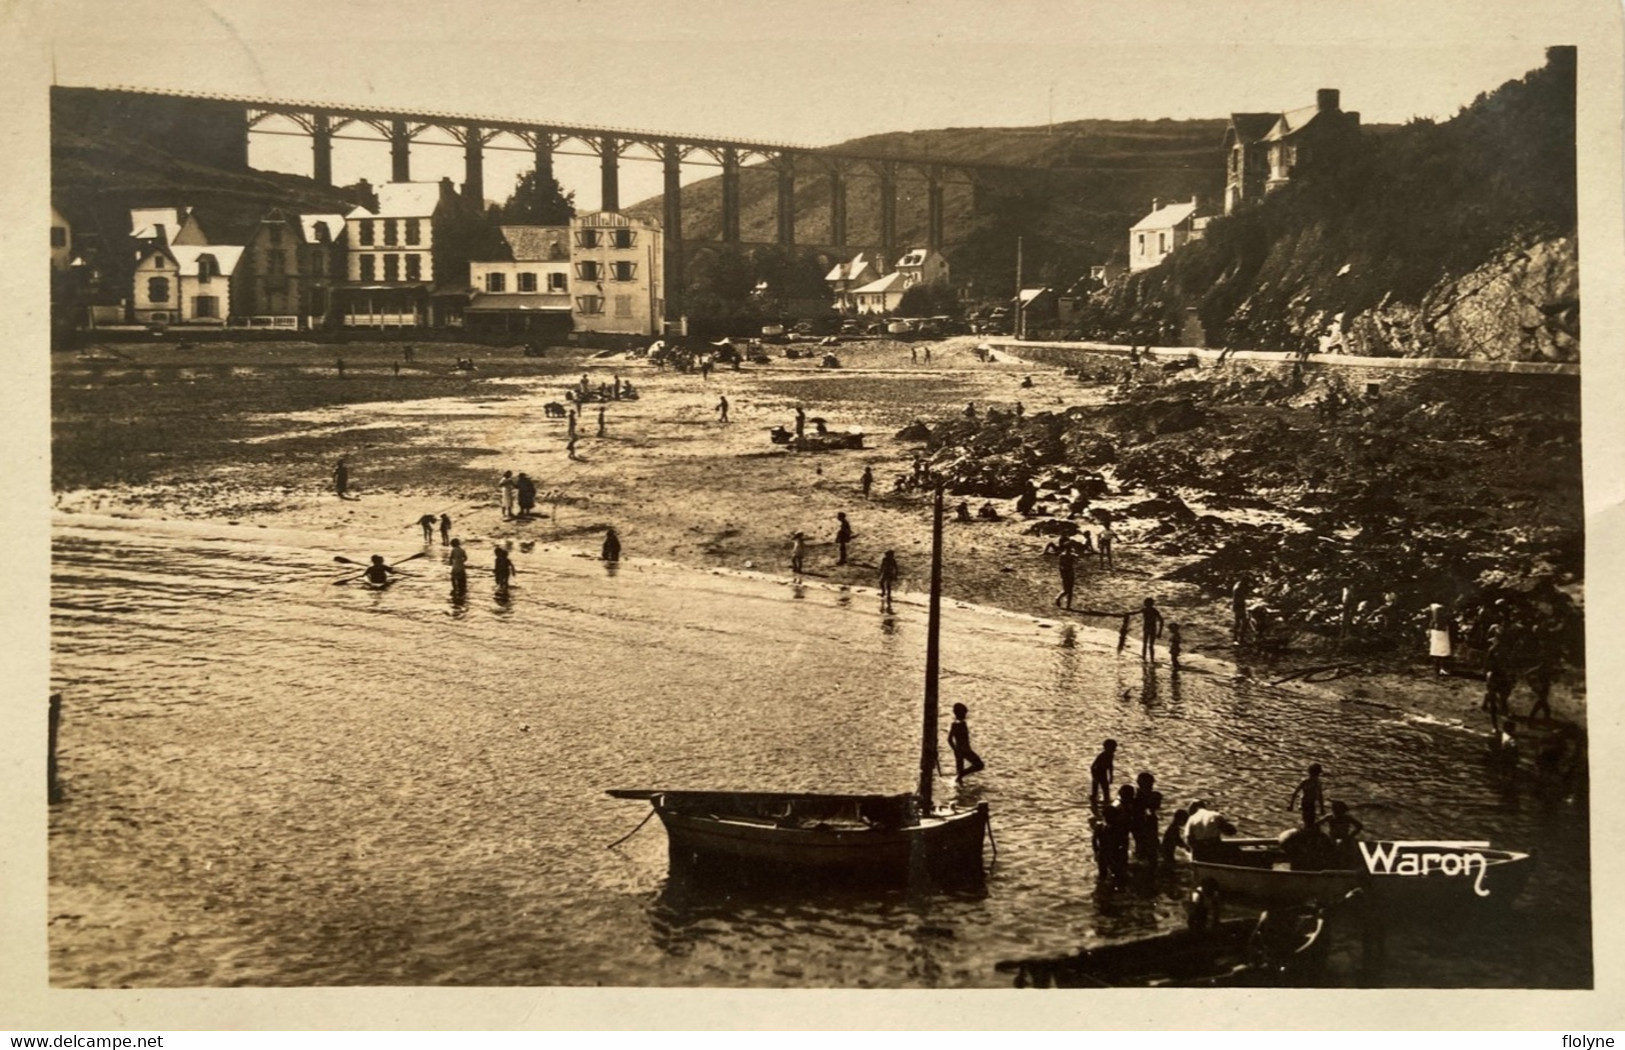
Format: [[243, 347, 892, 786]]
[[946, 702, 985, 780], [1090, 739, 1117, 808], [1287, 763, 1326, 827]]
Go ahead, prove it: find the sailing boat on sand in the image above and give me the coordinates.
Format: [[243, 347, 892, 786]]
[[608, 486, 990, 887]]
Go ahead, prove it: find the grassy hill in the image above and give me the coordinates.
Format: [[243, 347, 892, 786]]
[[637, 119, 1235, 300]]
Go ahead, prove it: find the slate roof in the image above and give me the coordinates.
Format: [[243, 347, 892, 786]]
[[300, 214, 347, 244], [499, 226, 571, 262], [1129, 200, 1198, 233], [1224, 113, 1279, 146], [852, 271, 908, 295]]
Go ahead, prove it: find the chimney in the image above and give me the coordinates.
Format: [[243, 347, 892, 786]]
[[1317, 88, 1340, 113], [1151, 198, 1163, 212]]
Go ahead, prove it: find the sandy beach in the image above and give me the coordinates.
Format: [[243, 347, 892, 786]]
[[51, 334, 1584, 732]]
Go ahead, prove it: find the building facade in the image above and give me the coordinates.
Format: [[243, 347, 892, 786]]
[[851, 270, 908, 315], [1225, 89, 1360, 213], [824, 252, 881, 314], [338, 180, 459, 327], [1129, 198, 1203, 272], [568, 211, 664, 336], [131, 244, 244, 324], [466, 225, 574, 335], [893, 247, 950, 288], [234, 209, 346, 325]]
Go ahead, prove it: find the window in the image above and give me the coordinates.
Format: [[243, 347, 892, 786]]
[[575, 294, 603, 315], [486, 272, 506, 292], [1136, 233, 1145, 254], [310, 251, 325, 275], [267, 249, 287, 275], [548, 240, 565, 260], [614, 295, 633, 319], [153, 255, 165, 269], [547, 272, 568, 292], [384, 219, 399, 246], [1158, 232, 1168, 254], [359, 219, 375, 246], [197, 255, 218, 284], [405, 219, 421, 245], [517, 272, 537, 292], [575, 229, 600, 249], [193, 295, 219, 319], [612, 261, 636, 282], [384, 254, 400, 281], [147, 276, 170, 302], [50, 227, 67, 248], [404, 254, 421, 281], [359, 254, 376, 281], [268, 225, 283, 247], [611, 229, 635, 249], [576, 261, 601, 281]]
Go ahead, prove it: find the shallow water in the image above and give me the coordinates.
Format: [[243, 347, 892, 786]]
[[48, 514, 1590, 987]]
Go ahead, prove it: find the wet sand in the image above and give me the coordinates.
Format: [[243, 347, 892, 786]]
[[51, 334, 1582, 731]]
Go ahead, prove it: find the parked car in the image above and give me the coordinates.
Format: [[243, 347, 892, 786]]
[[761, 324, 787, 343]]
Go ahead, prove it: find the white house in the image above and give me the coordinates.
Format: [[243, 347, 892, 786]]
[[467, 225, 574, 335], [339, 179, 458, 326], [851, 270, 909, 315], [569, 211, 664, 336], [131, 244, 245, 324], [893, 247, 950, 288], [1129, 197, 1203, 272], [825, 252, 881, 313]]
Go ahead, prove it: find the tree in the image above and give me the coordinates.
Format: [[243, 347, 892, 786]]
[[497, 170, 575, 226], [897, 281, 959, 318]]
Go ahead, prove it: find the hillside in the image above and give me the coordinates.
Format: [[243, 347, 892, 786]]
[[638, 119, 1234, 299], [1077, 47, 1578, 360]]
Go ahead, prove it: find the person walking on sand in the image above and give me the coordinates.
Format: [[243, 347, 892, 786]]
[[336, 357, 346, 378], [835, 512, 854, 566], [567, 409, 578, 440], [448, 538, 469, 597], [947, 703, 986, 780], [498, 470, 517, 519], [417, 512, 436, 543], [1140, 598, 1164, 662], [1232, 576, 1252, 643], [1426, 603, 1453, 675], [493, 547, 517, 595], [861, 465, 873, 500], [566, 433, 580, 460], [1098, 521, 1117, 570], [878, 549, 899, 609], [601, 527, 621, 562], [790, 531, 806, 576], [439, 514, 452, 546], [333, 457, 349, 498], [516, 473, 537, 518], [1052, 537, 1078, 610], [596, 404, 606, 438], [795, 406, 807, 438], [1288, 763, 1326, 828], [1168, 622, 1183, 671], [716, 395, 730, 423]]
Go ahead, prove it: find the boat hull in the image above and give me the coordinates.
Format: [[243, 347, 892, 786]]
[[1190, 839, 1534, 912], [649, 795, 989, 887]]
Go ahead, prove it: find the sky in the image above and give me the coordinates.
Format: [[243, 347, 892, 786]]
[[25, 0, 1562, 211]]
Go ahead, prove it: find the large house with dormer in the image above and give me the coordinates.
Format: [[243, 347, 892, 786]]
[[1224, 89, 1361, 214], [130, 243, 245, 324], [234, 208, 347, 326], [825, 252, 881, 314]]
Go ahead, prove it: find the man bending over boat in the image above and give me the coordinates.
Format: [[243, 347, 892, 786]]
[[1185, 799, 1239, 863]]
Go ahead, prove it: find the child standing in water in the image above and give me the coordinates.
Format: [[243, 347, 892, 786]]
[[1288, 763, 1326, 827], [946, 703, 985, 780], [1090, 739, 1117, 808]]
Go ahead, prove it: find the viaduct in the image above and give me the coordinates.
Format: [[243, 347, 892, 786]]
[[57, 86, 1059, 318]]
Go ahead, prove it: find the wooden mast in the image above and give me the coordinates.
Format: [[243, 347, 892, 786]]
[[918, 483, 944, 809]]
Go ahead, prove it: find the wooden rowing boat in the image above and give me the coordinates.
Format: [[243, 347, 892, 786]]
[[608, 486, 988, 888], [1189, 837, 1534, 912]]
